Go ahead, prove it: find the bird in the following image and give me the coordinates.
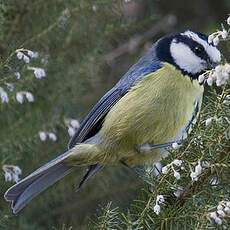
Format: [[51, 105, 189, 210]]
[[4, 30, 221, 214]]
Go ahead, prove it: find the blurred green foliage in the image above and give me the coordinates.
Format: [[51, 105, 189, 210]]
[[0, 0, 229, 229]]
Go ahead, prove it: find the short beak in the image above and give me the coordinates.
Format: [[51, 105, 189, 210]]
[[207, 59, 219, 69]]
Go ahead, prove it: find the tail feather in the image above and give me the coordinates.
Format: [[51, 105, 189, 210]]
[[12, 164, 73, 214], [4, 143, 103, 214], [4, 149, 74, 214]]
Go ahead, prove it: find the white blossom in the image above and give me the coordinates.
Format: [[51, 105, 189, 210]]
[[156, 195, 164, 204], [172, 142, 181, 149], [16, 51, 24, 60], [0, 87, 9, 103], [92, 5, 97, 12], [198, 74, 205, 83], [25, 92, 34, 102], [153, 195, 165, 215], [14, 72, 21, 79], [214, 217, 223, 225], [39, 131, 57, 142], [39, 131, 47, 141], [224, 207, 230, 214], [153, 204, 161, 215], [190, 161, 205, 181], [68, 127, 76, 137], [190, 171, 198, 181], [209, 200, 230, 226], [2, 165, 22, 183], [48, 132, 57, 142], [207, 77, 214, 86], [208, 34, 215, 44], [205, 117, 213, 127], [213, 36, 219, 46], [16, 91, 35, 103], [23, 55, 30, 63], [28, 67, 46, 79], [70, 119, 80, 129], [227, 16, 230, 25], [173, 170, 181, 180], [172, 159, 183, 167], [221, 29, 228, 39], [27, 50, 38, 59], [16, 92, 24, 104], [65, 118, 80, 137], [217, 210, 226, 218], [161, 166, 168, 174], [195, 161, 202, 175]]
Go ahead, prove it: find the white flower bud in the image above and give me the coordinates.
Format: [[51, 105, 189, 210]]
[[16, 51, 24, 60], [153, 204, 161, 215], [48, 132, 57, 142], [68, 127, 76, 137], [227, 16, 230, 25], [221, 29, 228, 39], [226, 201, 230, 207], [208, 34, 214, 43], [16, 92, 24, 104], [34, 68, 46, 79], [23, 55, 30, 63], [224, 207, 230, 214], [25, 92, 34, 102], [190, 171, 198, 181], [70, 119, 80, 129], [205, 117, 213, 127], [213, 36, 219, 46], [27, 50, 38, 58], [156, 195, 164, 204], [39, 131, 47, 141], [198, 74, 205, 83], [0, 88, 9, 103], [195, 163, 202, 175], [210, 211, 217, 219], [14, 72, 21, 79], [173, 171, 181, 180], [4, 171, 12, 182], [172, 159, 183, 167], [217, 210, 225, 218], [2, 165, 22, 183], [214, 217, 223, 225], [207, 77, 214, 86], [217, 204, 224, 210], [215, 65, 222, 73], [161, 166, 168, 174], [172, 142, 181, 149]]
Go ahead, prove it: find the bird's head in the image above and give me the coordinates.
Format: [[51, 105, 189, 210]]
[[156, 30, 221, 79]]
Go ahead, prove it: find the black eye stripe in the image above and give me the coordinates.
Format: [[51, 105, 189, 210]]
[[175, 35, 209, 60]]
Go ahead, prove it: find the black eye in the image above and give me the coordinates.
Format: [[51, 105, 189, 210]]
[[194, 46, 204, 54]]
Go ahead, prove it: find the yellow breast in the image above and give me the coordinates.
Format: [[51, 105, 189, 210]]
[[100, 63, 204, 161]]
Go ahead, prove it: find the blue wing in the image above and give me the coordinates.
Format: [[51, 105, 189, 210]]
[[68, 46, 162, 147], [68, 45, 162, 188]]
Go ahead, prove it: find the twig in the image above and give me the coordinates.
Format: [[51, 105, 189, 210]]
[[104, 14, 177, 64]]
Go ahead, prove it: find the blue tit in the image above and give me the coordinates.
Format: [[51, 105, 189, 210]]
[[5, 30, 221, 214]]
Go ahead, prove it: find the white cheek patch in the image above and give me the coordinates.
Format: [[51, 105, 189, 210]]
[[170, 41, 205, 74], [182, 31, 221, 63]]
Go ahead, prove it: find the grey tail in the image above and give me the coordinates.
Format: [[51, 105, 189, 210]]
[[4, 149, 74, 214]]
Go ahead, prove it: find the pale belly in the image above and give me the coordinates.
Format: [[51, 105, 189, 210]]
[[99, 64, 204, 165]]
